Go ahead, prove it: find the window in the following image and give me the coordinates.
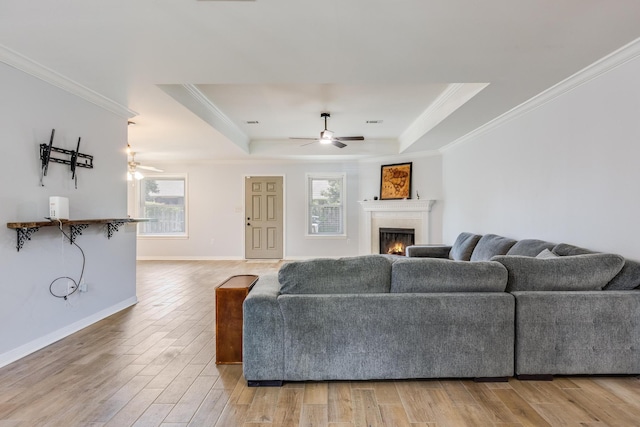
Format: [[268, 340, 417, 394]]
[[306, 173, 346, 237], [138, 175, 187, 237]]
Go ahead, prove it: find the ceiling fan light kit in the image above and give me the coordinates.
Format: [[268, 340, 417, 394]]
[[290, 112, 364, 149], [127, 143, 163, 180]]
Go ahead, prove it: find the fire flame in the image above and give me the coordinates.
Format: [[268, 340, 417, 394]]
[[387, 243, 405, 255]]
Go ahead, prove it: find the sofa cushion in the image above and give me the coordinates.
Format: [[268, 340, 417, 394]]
[[470, 234, 517, 262], [507, 239, 555, 257], [449, 232, 482, 261], [605, 259, 640, 290], [390, 258, 508, 293], [405, 245, 452, 258], [492, 253, 625, 292], [278, 255, 393, 294], [553, 243, 640, 290], [552, 243, 594, 256]]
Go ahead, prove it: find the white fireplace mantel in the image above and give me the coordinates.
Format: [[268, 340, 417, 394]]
[[359, 199, 436, 254], [359, 199, 436, 212]]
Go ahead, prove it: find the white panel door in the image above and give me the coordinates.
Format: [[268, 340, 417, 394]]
[[245, 176, 283, 259]]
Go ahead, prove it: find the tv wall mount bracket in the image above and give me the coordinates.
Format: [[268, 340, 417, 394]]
[[39, 129, 94, 188]]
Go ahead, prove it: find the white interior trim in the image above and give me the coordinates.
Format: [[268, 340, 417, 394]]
[[0, 296, 138, 369], [441, 36, 640, 153], [0, 43, 137, 119]]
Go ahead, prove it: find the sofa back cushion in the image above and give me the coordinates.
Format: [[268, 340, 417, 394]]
[[507, 239, 555, 257], [606, 259, 640, 290], [470, 234, 517, 262], [492, 253, 625, 292], [449, 232, 482, 261], [553, 243, 640, 290], [390, 258, 508, 293], [278, 255, 393, 294], [552, 243, 594, 256]]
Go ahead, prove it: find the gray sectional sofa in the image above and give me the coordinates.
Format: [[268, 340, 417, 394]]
[[242, 233, 640, 385], [408, 233, 640, 378], [243, 254, 514, 386]]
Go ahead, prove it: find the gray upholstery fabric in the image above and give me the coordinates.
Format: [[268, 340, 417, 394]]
[[507, 239, 555, 257], [242, 274, 284, 381], [449, 232, 482, 261], [278, 255, 393, 294], [513, 291, 640, 375], [390, 258, 508, 293], [405, 245, 452, 258], [552, 243, 594, 256], [606, 259, 640, 290], [552, 243, 640, 290], [470, 234, 517, 262], [277, 293, 514, 381], [492, 254, 625, 292]]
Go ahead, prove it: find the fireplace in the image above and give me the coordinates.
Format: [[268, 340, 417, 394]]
[[379, 227, 415, 255], [359, 199, 435, 255]]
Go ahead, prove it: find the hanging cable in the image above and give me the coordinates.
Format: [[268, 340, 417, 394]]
[[48, 219, 86, 300]]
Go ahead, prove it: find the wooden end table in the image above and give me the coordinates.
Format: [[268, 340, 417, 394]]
[[215, 274, 259, 365]]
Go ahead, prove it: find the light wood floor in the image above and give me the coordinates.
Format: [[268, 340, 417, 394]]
[[2, 260, 640, 426]]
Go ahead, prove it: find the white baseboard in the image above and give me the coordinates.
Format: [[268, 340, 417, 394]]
[[136, 256, 244, 261], [0, 296, 138, 369]]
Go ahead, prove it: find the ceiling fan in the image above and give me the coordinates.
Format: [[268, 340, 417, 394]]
[[291, 112, 364, 148], [127, 144, 163, 180]]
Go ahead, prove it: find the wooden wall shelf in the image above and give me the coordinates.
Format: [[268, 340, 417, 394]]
[[6, 218, 149, 251]]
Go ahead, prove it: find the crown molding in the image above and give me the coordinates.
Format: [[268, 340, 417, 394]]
[[399, 82, 489, 153], [158, 84, 250, 153], [441, 37, 640, 153], [0, 44, 137, 119]]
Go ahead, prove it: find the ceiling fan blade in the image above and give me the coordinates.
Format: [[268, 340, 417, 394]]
[[300, 141, 317, 147], [137, 165, 164, 172], [290, 137, 318, 140], [331, 140, 347, 149], [335, 136, 364, 141]]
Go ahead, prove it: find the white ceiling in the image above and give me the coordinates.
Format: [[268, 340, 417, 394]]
[[2, 0, 640, 163]]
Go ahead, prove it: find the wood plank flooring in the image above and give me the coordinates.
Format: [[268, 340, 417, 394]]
[[1, 260, 640, 426]]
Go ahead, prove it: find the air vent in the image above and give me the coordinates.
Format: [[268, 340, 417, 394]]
[[245, 121, 260, 125], [366, 120, 383, 124]]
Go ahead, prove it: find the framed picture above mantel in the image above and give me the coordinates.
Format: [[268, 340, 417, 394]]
[[380, 162, 412, 200]]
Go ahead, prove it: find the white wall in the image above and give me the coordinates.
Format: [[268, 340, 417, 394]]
[[0, 62, 136, 366], [442, 46, 640, 260], [358, 153, 444, 245], [135, 154, 444, 259]]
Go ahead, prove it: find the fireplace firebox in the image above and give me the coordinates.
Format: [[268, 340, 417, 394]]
[[379, 227, 415, 255]]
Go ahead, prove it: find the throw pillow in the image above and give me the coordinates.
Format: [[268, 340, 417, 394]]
[[390, 258, 508, 293], [507, 239, 556, 257], [492, 253, 624, 292], [536, 248, 558, 259], [278, 255, 393, 294]]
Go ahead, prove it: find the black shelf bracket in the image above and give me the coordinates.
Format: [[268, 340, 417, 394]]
[[39, 129, 93, 188], [69, 224, 89, 244], [106, 220, 127, 239], [16, 227, 40, 252]]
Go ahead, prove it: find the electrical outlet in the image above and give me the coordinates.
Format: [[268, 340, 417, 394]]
[[67, 280, 76, 295], [79, 280, 88, 292]]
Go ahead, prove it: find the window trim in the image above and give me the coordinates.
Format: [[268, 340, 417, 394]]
[[136, 173, 189, 239], [305, 172, 347, 239]]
